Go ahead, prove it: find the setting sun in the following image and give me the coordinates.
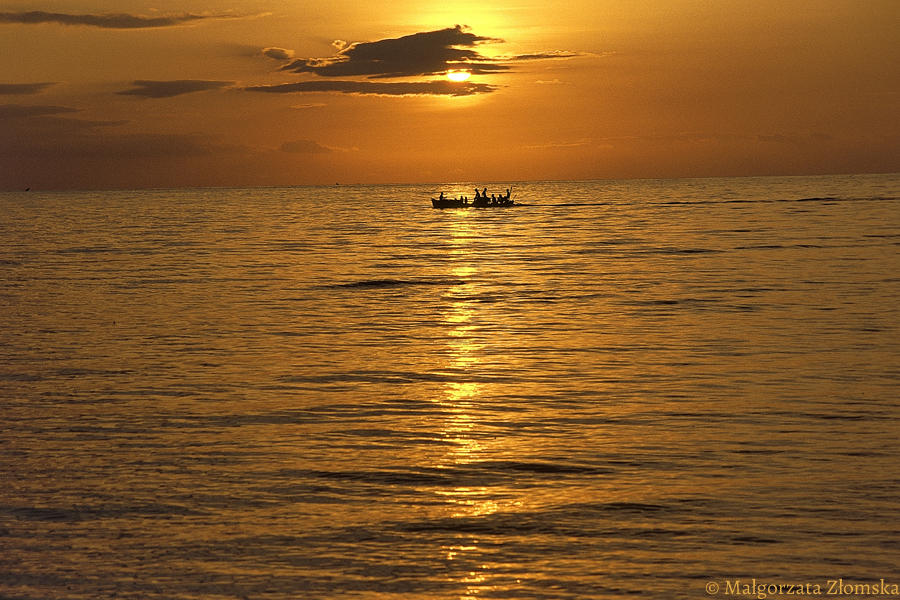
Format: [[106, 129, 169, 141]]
[[446, 69, 471, 82]]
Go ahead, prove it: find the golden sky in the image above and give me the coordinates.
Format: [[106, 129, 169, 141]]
[[1, 0, 898, 189]]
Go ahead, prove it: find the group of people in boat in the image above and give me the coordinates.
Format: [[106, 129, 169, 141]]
[[437, 188, 513, 206]]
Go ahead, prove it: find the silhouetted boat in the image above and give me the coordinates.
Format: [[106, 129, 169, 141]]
[[431, 194, 515, 209]]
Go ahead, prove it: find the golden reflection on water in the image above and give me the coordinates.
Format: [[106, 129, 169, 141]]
[[439, 216, 488, 469], [439, 294, 488, 471], [435, 217, 501, 595]]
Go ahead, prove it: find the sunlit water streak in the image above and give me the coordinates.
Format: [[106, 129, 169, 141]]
[[1, 174, 899, 599]]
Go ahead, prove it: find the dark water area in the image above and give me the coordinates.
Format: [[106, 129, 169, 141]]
[[1, 174, 899, 599]]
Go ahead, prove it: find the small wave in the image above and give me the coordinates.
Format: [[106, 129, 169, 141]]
[[598, 502, 671, 512], [637, 247, 723, 255], [0, 372, 44, 382], [330, 278, 467, 289], [472, 460, 611, 476], [729, 535, 782, 544], [543, 202, 609, 207], [278, 370, 519, 387]]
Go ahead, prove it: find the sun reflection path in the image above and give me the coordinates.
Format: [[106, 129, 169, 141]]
[[436, 217, 494, 465], [439, 222, 487, 460], [440, 302, 486, 465], [432, 218, 509, 596]]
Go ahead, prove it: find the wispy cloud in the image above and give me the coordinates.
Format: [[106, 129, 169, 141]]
[[118, 80, 235, 99], [0, 82, 57, 95], [262, 47, 295, 60], [525, 138, 598, 149], [758, 132, 833, 146], [505, 50, 582, 61], [0, 10, 246, 29], [245, 79, 496, 97], [0, 103, 127, 131], [279, 140, 331, 154]]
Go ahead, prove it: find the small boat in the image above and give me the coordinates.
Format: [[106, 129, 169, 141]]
[[432, 196, 469, 208], [431, 191, 516, 209]]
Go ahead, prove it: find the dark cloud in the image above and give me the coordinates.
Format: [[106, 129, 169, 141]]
[[0, 82, 57, 95], [118, 80, 235, 99], [279, 140, 331, 154], [0, 104, 79, 119], [254, 26, 581, 97], [280, 25, 507, 78], [245, 79, 496, 97], [0, 10, 241, 29]]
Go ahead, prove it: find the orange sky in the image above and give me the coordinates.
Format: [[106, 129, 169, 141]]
[[1, 0, 898, 190]]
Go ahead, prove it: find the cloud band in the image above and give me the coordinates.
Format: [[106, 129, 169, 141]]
[[245, 79, 496, 97], [118, 80, 235, 98], [0, 10, 240, 29]]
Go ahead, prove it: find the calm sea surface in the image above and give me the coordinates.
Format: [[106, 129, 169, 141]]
[[1, 175, 899, 599]]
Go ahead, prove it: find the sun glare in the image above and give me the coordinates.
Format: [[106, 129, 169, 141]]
[[447, 70, 472, 82]]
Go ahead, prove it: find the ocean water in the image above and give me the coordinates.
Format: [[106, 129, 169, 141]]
[[1, 174, 899, 599]]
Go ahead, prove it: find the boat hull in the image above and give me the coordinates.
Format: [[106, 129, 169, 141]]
[[431, 198, 467, 208], [431, 198, 515, 209]]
